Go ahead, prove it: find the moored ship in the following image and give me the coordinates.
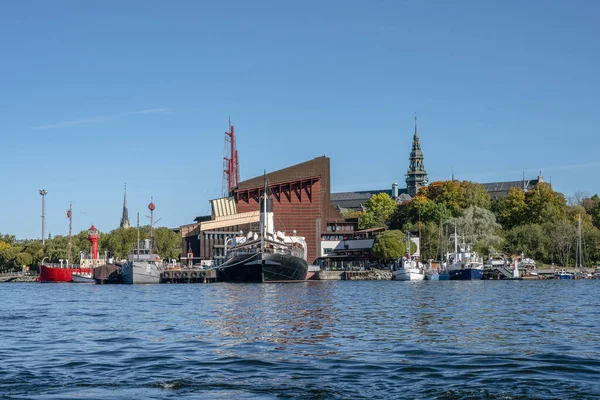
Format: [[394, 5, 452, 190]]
[[444, 227, 484, 281], [121, 201, 164, 284], [121, 243, 163, 284], [392, 258, 424, 281], [39, 224, 104, 282], [216, 180, 308, 283]]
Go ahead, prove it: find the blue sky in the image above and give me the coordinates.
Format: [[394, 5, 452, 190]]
[[1, 0, 599, 239]]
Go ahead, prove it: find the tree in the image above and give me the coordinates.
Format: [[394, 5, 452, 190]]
[[543, 220, 576, 267], [505, 224, 548, 261], [586, 194, 600, 229], [419, 180, 464, 216], [389, 196, 451, 232], [0, 234, 16, 245], [371, 230, 406, 262], [340, 209, 363, 220], [412, 221, 441, 261], [491, 187, 527, 229], [359, 193, 397, 229], [525, 182, 567, 225], [451, 206, 503, 255], [153, 227, 182, 260], [0, 240, 10, 252], [460, 181, 491, 210], [582, 225, 600, 266]]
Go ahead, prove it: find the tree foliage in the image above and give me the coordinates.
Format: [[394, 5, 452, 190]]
[[504, 224, 548, 261], [419, 181, 464, 216], [359, 193, 397, 229], [491, 188, 527, 229], [450, 206, 503, 255], [460, 181, 491, 210], [371, 230, 406, 261], [525, 183, 567, 225]]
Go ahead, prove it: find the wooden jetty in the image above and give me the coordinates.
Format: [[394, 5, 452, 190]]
[[160, 268, 217, 284]]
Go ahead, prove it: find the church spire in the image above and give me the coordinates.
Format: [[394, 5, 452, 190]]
[[414, 112, 418, 137], [405, 113, 428, 197], [120, 183, 130, 229]]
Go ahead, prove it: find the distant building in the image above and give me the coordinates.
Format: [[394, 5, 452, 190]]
[[405, 115, 428, 197], [480, 175, 543, 199], [234, 156, 350, 264]]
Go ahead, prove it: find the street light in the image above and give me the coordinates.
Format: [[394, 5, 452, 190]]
[[39, 189, 48, 245]]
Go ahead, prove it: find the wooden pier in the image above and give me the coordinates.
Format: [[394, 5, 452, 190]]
[[160, 269, 217, 283]]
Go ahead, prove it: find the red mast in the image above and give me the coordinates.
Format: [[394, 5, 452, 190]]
[[223, 121, 240, 196]]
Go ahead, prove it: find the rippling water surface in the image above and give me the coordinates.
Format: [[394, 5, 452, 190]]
[[1, 280, 599, 399]]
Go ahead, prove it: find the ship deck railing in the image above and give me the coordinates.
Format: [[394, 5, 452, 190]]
[[227, 246, 304, 259]]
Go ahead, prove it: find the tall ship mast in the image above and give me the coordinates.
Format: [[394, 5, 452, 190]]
[[223, 120, 240, 197]]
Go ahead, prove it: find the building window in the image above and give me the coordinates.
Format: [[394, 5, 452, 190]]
[[327, 226, 333, 232], [324, 248, 333, 254]]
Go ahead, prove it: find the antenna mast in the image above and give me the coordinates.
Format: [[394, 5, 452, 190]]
[[223, 120, 240, 197]]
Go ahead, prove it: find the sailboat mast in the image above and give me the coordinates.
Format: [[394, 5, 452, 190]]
[[137, 212, 140, 262], [454, 225, 458, 253], [577, 214, 582, 269], [438, 218, 443, 260], [261, 171, 266, 253], [418, 207, 422, 261], [67, 202, 73, 265]]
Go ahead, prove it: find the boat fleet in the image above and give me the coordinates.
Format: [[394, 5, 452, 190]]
[[39, 179, 311, 285]]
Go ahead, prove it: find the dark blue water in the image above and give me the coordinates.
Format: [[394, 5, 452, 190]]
[[1, 281, 599, 399]]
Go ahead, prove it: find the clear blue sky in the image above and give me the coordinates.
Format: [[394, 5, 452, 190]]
[[1, 0, 599, 239]]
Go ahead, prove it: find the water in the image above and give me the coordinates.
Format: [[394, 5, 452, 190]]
[[1, 281, 599, 399]]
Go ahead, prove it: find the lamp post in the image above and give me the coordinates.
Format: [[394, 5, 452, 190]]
[[39, 189, 48, 245]]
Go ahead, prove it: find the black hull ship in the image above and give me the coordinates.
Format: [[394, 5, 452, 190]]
[[217, 247, 309, 283], [216, 178, 309, 283]]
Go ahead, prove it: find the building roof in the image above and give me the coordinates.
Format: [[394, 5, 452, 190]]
[[237, 156, 329, 190], [481, 179, 539, 199], [331, 188, 408, 211]]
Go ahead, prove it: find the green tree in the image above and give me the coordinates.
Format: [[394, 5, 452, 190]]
[[0, 240, 10, 252], [153, 227, 182, 260], [543, 219, 576, 267], [505, 224, 548, 261], [587, 194, 600, 229], [404, 221, 441, 261], [582, 225, 600, 266], [359, 193, 397, 229], [0, 234, 16, 245], [389, 196, 451, 232], [340, 209, 363, 220], [460, 181, 491, 210], [371, 230, 406, 262], [0, 246, 22, 271], [451, 206, 503, 255], [420, 180, 465, 216], [525, 182, 567, 225], [491, 187, 527, 229]]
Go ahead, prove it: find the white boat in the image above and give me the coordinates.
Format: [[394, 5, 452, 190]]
[[392, 258, 425, 281], [444, 227, 484, 280], [72, 272, 94, 283]]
